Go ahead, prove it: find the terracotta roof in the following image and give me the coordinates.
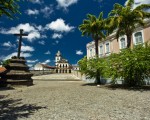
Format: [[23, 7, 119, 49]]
[[41, 64, 56, 69], [0, 67, 6, 73]]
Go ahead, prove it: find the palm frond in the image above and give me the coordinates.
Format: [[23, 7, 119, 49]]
[[98, 12, 103, 20], [125, 0, 134, 8], [135, 4, 150, 11], [87, 14, 96, 22]]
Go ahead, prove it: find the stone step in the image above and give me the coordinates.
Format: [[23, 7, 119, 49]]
[[32, 73, 80, 80]]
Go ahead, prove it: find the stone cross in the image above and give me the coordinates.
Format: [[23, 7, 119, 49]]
[[14, 29, 28, 58]]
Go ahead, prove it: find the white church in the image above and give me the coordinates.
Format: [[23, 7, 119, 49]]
[[55, 51, 72, 73]]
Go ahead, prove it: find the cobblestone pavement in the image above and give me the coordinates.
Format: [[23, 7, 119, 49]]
[[32, 73, 80, 80], [0, 74, 150, 120]]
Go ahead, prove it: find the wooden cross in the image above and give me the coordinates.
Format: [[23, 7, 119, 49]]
[[14, 29, 28, 58]]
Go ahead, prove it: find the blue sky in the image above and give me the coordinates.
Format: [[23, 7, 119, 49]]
[[0, 0, 148, 67]]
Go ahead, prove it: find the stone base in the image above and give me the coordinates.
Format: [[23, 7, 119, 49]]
[[0, 57, 33, 86], [6, 79, 33, 86]]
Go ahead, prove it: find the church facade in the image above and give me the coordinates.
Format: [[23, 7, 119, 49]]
[[55, 51, 72, 73]]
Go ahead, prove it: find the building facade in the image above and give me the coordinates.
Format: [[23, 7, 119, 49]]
[[34, 63, 55, 70], [87, 19, 150, 59], [55, 51, 72, 73]]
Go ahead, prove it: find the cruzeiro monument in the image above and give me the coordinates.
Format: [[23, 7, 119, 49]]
[[1, 29, 33, 86]]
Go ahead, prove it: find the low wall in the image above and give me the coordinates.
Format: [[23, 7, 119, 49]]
[[72, 70, 150, 85], [30, 70, 55, 76], [72, 70, 124, 84]]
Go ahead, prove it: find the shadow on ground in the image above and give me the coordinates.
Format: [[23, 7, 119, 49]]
[[82, 83, 150, 91], [0, 95, 47, 120]]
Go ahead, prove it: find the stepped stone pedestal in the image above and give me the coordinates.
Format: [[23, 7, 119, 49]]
[[1, 57, 33, 86]]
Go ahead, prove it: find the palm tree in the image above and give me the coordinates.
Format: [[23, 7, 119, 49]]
[[0, 0, 20, 19], [79, 12, 106, 84], [108, 0, 150, 48]]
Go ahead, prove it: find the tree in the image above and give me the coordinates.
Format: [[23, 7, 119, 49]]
[[2, 59, 10, 67], [108, 0, 150, 48], [79, 12, 106, 84], [0, 0, 20, 19], [78, 56, 106, 83]]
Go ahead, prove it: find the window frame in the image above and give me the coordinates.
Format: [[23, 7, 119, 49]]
[[133, 30, 144, 45], [99, 44, 103, 57], [105, 41, 110, 55], [119, 35, 127, 49]]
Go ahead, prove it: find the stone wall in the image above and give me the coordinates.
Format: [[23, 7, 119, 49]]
[[72, 70, 123, 84], [30, 70, 55, 76], [72, 70, 150, 85]]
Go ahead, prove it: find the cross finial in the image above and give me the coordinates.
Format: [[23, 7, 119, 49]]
[[14, 29, 28, 58]]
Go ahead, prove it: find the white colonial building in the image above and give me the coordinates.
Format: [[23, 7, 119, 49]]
[[34, 63, 55, 70], [87, 19, 150, 59], [55, 51, 72, 73]]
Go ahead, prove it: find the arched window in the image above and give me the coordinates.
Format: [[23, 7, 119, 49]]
[[105, 42, 110, 54], [134, 32, 143, 45], [120, 38, 126, 49], [99, 45, 103, 56]]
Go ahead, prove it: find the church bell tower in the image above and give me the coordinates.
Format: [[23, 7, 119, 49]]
[[55, 51, 62, 63]]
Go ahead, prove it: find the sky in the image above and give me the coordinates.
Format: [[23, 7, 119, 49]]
[[0, 0, 149, 68]]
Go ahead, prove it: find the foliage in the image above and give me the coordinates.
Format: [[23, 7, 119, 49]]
[[104, 43, 150, 86], [107, 0, 150, 48], [2, 59, 10, 67], [79, 44, 150, 86], [78, 56, 106, 83], [78, 56, 88, 75], [79, 12, 106, 84], [0, 0, 21, 19], [79, 12, 106, 41]]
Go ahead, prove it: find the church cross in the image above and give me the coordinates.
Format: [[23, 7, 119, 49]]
[[14, 29, 28, 58]]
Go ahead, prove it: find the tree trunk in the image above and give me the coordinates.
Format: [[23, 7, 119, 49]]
[[127, 34, 132, 48], [94, 39, 101, 84]]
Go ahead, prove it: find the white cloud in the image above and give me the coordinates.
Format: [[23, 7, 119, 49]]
[[41, 5, 54, 18], [45, 51, 51, 54], [27, 59, 39, 63], [38, 40, 45, 45], [4, 52, 32, 60], [76, 50, 83, 55], [56, 0, 78, 9], [46, 18, 75, 33], [26, 9, 39, 15], [0, 23, 41, 42], [35, 25, 44, 31], [52, 40, 59, 45], [29, 0, 43, 4], [52, 33, 63, 39], [42, 59, 51, 64], [41, 35, 47, 39], [27, 64, 33, 67], [2, 41, 16, 48], [0, 23, 32, 34], [24, 31, 41, 42], [21, 45, 34, 52]]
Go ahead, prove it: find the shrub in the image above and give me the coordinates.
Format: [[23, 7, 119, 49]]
[[105, 43, 150, 86]]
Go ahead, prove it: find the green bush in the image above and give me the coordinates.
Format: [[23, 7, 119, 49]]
[[79, 43, 150, 86], [78, 56, 106, 83], [105, 43, 150, 86]]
